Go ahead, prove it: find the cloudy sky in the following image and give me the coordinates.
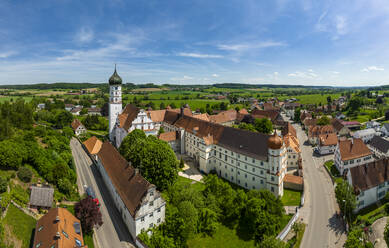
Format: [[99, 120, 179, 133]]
[[0, 0, 388, 86]]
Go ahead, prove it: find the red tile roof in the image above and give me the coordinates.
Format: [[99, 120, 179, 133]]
[[339, 138, 372, 161], [350, 158, 389, 192], [158, 131, 179, 142], [83, 136, 103, 155], [71, 119, 83, 131]]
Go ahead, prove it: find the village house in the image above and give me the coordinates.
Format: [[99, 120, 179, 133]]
[[71, 119, 86, 136], [353, 128, 377, 143], [317, 133, 338, 155], [308, 125, 335, 145], [366, 121, 381, 132], [87, 107, 102, 115], [381, 123, 389, 137], [33, 208, 85, 248], [158, 131, 180, 152], [331, 118, 350, 137], [70, 106, 83, 115], [208, 109, 238, 126], [303, 118, 317, 130], [64, 104, 75, 111], [346, 158, 389, 212], [96, 141, 166, 240], [341, 121, 361, 131], [281, 123, 301, 171], [334, 138, 374, 174], [29, 185, 54, 210], [83, 136, 103, 161], [37, 103, 46, 110], [369, 136, 389, 158], [300, 111, 312, 123]]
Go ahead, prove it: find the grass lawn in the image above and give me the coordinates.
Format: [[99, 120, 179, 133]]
[[187, 223, 256, 248], [281, 189, 302, 206], [176, 176, 205, 192], [84, 233, 95, 248], [324, 160, 340, 177], [3, 204, 37, 248]]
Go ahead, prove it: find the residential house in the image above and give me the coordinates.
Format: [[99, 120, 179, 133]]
[[284, 174, 304, 191], [251, 109, 283, 127], [342, 121, 361, 131], [331, 119, 350, 136], [33, 208, 85, 248], [303, 118, 317, 130], [209, 109, 238, 126], [381, 123, 389, 137], [71, 119, 87, 136], [346, 158, 389, 212], [29, 185, 54, 210], [65, 104, 74, 112], [283, 135, 301, 171], [334, 138, 374, 174], [70, 106, 83, 115], [300, 111, 312, 123], [37, 103, 46, 110], [83, 136, 103, 161], [366, 121, 381, 131], [317, 133, 338, 155], [87, 107, 102, 115], [353, 128, 377, 143], [369, 136, 389, 158], [335, 112, 346, 120], [96, 141, 166, 240], [308, 125, 335, 145]]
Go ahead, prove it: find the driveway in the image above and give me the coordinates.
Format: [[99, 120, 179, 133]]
[[369, 217, 388, 248], [291, 122, 346, 247], [70, 138, 135, 248]]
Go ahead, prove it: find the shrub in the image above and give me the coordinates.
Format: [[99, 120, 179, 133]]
[[17, 167, 33, 183], [0, 177, 7, 194]]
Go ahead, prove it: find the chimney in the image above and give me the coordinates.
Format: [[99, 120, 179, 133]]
[[135, 168, 139, 176], [180, 106, 184, 117], [55, 216, 60, 222], [193, 127, 199, 135], [55, 232, 61, 239]]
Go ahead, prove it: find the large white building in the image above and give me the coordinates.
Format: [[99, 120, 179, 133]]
[[108, 70, 288, 196], [346, 158, 389, 212], [334, 138, 374, 175], [96, 141, 166, 240]]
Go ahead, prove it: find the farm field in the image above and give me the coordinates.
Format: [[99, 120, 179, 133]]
[[279, 93, 342, 105], [0, 96, 34, 102]]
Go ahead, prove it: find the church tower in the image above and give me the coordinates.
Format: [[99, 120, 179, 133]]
[[108, 65, 122, 141]]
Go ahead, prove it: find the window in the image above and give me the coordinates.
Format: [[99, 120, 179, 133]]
[[62, 231, 69, 239], [238, 171, 240, 175], [379, 183, 385, 189], [149, 223, 153, 228], [150, 191, 154, 196], [261, 170, 264, 175], [38, 226, 43, 232], [237, 162, 240, 167], [225, 165, 227, 169], [149, 213, 153, 217], [261, 180, 263, 184], [157, 208, 161, 213], [141, 217, 145, 222], [252, 177, 255, 181], [245, 165, 247, 169], [378, 191, 385, 198], [225, 173, 227, 177], [245, 156, 247, 161], [245, 174, 247, 178], [245, 183, 247, 187], [359, 191, 364, 197], [271, 176, 274, 182], [238, 180, 240, 184], [149, 201, 154, 206], [225, 155, 227, 161], [350, 160, 354, 164], [157, 218, 161, 223], [358, 200, 364, 207], [260, 161, 263, 166], [252, 168, 255, 172], [238, 154, 240, 158], [231, 168, 233, 172], [252, 159, 255, 163], [231, 176, 234, 180]]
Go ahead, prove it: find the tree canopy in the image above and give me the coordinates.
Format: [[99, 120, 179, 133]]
[[335, 179, 356, 224], [119, 130, 178, 190], [254, 118, 273, 134], [75, 196, 103, 234]]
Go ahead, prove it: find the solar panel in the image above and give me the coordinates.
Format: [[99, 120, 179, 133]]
[[73, 222, 81, 234]]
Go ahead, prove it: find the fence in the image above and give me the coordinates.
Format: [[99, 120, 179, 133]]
[[276, 208, 300, 241]]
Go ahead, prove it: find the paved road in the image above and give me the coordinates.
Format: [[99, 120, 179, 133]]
[[70, 138, 135, 248], [292, 124, 347, 248]]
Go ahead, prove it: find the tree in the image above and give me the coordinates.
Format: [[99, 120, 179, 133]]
[[385, 221, 389, 247], [55, 110, 73, 128], [254, 118, 273, 134], [138, 229, 175, 248], [75, 196, 103, 234], [0, 177, 7, 194], [198, 208, 218, 236], [158, 126, 165, 135], [177, 201, 198, 240], [257, 235, 287, 248], [159, 102, 166, 110], [0, 141, 23, 169], [57, 178, 73, 196], [17, 167, 33, 183], [344, 228, 364, 248], [294, 108, 301, 123], [120, 133, 178, 190], [317, 116, 330, 126], [179, 158, 185, 169], [238, 122, 256, 132], [335, 179, 356, 224]]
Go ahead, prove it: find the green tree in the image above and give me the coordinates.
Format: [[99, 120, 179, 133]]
[[179, 158, 185, 169], [335, 179, 356, 224], [138, 229, 175, 248], [198, 208, 218, 236], [294, 108, 301, 123], [55, 110, 73, 128], [257, 235, 287, 248], [158, 126, 165, 135], [0, 177, 7, 194], [385, 221, 389, 247], [17, 167, 33, 183], [344, 228, 364, 248], [317, 116, 330, 126], [254, 118, 273, 134], [177, 200, 198, 240], [57, 178, 73, 196], [238, 122, 256, 132], [159, 102, 166, 110], [0, 141, 23, 169]]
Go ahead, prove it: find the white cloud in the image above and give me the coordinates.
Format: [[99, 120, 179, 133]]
[[362, 66, 384, 72], [212, 74, 219, 77], [217, 41, 286, 52], [170, 75, 194, 81], [288, 70, 318, 78], [0, 51, 16, 58], [331, 71, 340, 74], [177, 52, 223, 58], [76, 27, 94, 43]]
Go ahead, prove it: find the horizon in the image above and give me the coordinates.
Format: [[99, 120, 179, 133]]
[[0, 0, 388, 86]]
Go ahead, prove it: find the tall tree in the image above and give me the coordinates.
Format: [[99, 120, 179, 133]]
[[254, 118, 273, 134], [75, 197, 103, 234], [335, 179, 356, 224]]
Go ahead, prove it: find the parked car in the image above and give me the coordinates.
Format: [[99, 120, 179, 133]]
[[85, 185, 100, 207]]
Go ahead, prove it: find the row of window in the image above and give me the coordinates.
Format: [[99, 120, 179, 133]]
[[140, 208, 162, 222]]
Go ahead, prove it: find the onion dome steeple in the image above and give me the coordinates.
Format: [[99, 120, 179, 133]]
[[268, 132, 283, 149], [109, 65, 122, 85]]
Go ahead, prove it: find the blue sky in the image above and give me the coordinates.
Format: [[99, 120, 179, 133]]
[[0, 0, 388, 86]]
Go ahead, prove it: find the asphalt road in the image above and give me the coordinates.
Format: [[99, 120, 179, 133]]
[[293, 124, 346, 248], [70, 138, 135, 248]]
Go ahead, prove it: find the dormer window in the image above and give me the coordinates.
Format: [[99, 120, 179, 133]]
[[150, 191, 154, 196]]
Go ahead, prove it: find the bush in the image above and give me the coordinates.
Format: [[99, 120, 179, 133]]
[[0, 177, 7, 194], [10, 184, 29, 207], [17, 167, 33, 183]]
